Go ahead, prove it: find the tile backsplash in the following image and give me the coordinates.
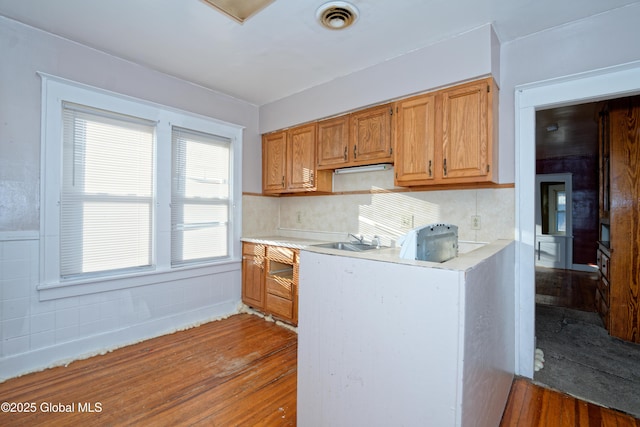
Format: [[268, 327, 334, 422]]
[[243, 170, 514, 245]]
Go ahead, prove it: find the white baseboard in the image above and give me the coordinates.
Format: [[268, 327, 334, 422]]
[[0, 300, 241, 382]]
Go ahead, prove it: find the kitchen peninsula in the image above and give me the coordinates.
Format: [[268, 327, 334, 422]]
[[297, 239, 515, 427]]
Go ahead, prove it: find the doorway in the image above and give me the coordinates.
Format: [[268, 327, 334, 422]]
[[535, 174, 572, 269], [514, 61, 640, 379]]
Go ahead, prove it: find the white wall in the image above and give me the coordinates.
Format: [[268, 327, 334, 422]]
[[0, 16, 259, 379], [499, 2, 640, 186], [500, 2, 640, 376], [258, 24, 503, 183]]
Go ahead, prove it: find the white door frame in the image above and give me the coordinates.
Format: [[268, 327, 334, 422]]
[[535, 173, 573, 269], [515, 61, 640, 378]]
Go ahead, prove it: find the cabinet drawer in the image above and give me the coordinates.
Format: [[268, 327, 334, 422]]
[[597, 276, 610, 303], [267, 246, 296, 264], [243, 242, 265, 256], [267, 293, 294, 319], [266, 275, 293, 299], [601, 252, 610, 281]]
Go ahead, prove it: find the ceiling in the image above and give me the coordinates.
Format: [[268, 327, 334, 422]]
[[1, 0, 638, 106]]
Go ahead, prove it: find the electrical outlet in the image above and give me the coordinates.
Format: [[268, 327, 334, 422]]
[[471, 215, 481, 230], [401, 215, 414, 228]]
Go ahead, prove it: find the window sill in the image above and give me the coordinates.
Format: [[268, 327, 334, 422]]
[[37, 260, 241, 301]]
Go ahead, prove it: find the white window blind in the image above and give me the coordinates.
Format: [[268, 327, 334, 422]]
[[61, 102, 155, 278], [171, 126, 231, 266]]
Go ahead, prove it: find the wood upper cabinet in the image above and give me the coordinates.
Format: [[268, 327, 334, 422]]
[[267, 77, 498, 190], [394, 93, 437, 185], [394, 77, 498, 186], [350, 103, 394, 165], [440, 78, 496, 182], [263, 123, 332, 194], [317, 115, 350, 169], [287, 124, 317, 191], [316, 104, 393, 170], [262, 131, 287, 193]]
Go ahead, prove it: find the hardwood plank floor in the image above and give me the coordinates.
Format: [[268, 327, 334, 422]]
[[535, 267, 598, 312], [501, 378, 640, 426], [0, 314, 297, 426], [3, 312, 638, 426]]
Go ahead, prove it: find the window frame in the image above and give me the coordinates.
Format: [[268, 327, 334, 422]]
[[38, 73, 243, 300]]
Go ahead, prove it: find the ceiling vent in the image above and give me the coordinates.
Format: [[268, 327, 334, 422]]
[[316, 1, 359, 30]]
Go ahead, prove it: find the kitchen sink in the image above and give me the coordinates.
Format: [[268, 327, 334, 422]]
[[312, 242, 384, 252]]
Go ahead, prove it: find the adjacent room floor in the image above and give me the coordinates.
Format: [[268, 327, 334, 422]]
[[535, 267, 640, 419]]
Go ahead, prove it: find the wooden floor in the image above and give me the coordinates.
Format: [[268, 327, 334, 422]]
[[535, 267, 598, 312], [0, 314, 297, 426], [500, 378, 640, 426], [2, 312, 638, 426]]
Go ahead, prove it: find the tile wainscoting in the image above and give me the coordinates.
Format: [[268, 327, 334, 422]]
[[0, 232, 241, 380]]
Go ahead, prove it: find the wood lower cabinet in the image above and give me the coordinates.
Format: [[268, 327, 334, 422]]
[[394, 77, 498, 186], [597, 96, 640, 343], [242, 242, 298, 325], [242, 243, 265, 309]]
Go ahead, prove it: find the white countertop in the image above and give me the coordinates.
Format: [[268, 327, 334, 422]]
[[241, 235, 513, 272]]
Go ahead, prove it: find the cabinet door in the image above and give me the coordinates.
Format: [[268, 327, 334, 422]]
[[440, 79, 493, 182], [287, 123, 317, 191], [317, 115, 350, 169], [350, 104, 393, 164], [608, 96, 640, 343], [394, 94, 437, 186], [262, 131, 287, 193], [242, 244, 265, 309]]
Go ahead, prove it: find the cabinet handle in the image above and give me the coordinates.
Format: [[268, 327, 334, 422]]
[[281, 176, 285, 187], [443, 158, 447, 176], [429, 160, 432, 177], [354, 144, 357, 159], [310, 172, 314, 184], [344, 146, 347, 160]]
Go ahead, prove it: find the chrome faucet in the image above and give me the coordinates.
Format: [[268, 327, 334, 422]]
[[348, 233, 364, 244]]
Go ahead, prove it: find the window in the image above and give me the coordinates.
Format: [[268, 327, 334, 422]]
[[171, 127, 231, 265], [61, 103, 155, 278], [539, 182, 566, 235], [39, 74, 243, 298], [555, 190, 566, 233]]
